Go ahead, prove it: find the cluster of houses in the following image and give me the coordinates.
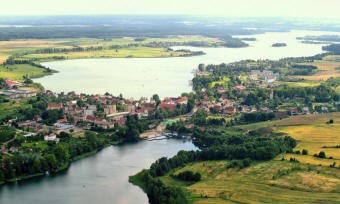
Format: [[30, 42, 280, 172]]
[[249, 70, 279, 84]]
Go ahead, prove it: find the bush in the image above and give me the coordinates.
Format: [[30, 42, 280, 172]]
[[174, 171, 201, 182], [302, 149, 308, 155], [314, 151, 326, 158]]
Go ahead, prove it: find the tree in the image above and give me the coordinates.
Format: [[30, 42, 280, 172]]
[[191, 109, 207, 125], [318, 151, 326, 158], [53, 145, 70, 162], [44, 154, 58, 172], [0, 78, 7, 89], [152, 94, 160, 106], [302, 149, 308, 155], [85, 131, 97, 149]]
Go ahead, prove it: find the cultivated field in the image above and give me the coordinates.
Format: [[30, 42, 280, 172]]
[[274, 113, 340, 166], [293, 55, 340, 81], [161, 160, 340, 204]]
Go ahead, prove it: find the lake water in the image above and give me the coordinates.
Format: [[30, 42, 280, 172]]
[[0, 138, 197, 204], [34, 30, 340, 99]]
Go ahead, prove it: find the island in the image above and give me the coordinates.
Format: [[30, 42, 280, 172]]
[[272, 42, 287, 47]]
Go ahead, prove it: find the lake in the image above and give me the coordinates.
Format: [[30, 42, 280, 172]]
[[34, 30, 340, 99], [0, 138, 197, 204]]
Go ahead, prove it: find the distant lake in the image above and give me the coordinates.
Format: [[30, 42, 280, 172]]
[[35, 30, 339, 98]]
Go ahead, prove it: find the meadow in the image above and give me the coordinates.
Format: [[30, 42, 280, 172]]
[[0, 64, 50, 81], [160, 160, 340, 204]]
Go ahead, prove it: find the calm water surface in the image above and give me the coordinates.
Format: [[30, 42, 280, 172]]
[[34, 30, 340, 98], [0, 139, 197, 204]]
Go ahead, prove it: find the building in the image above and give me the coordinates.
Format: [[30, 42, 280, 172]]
[[0, 89, 36, 100], [44, 134, 60, 143], [232, 85, 246, 91], [47, 103, 63, 110], [5, 79, 21, 88], [104, 105, 117, 115], [250, 70, 279, 84]]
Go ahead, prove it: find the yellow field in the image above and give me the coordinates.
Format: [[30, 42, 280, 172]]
[[271, 113, 340, 166], [293, 55, 340, 81], [161, 160, 340, 204]]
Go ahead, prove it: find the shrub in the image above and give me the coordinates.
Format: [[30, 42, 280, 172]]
[[302, 149, 308, 155], [174, 171, 201, 182]]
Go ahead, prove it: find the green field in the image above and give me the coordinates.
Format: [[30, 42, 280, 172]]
[[0, 64, 51, 81], [160, 160, 340, 204]]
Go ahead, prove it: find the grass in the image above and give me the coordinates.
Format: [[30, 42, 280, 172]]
[[236, 113, 340, 166], [0, 99, 32, 121], [293, 55, 340, 81], [22, 141, 49, 151], [0, 64, 49, 81], [210, 77, 230, 88], [160, 160, 340, 204], [0, 36, 219, 64]]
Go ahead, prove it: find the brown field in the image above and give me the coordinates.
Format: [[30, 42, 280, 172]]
[[293, 55, 340, 81]]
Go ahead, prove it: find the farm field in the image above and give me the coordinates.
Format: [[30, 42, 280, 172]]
[[274, 113, 340, 166], [0, 64, 51, 81], [21, 47, 192, 61], [0, 35, 220, 63], [293, 55, 340, 81], [160, 160, 340, 204], [238, 113, 340, 166]]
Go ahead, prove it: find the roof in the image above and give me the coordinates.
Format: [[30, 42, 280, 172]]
[[232, 85, 246, 91], [5, 79, 21, 87], [48, 103, 62, 109]]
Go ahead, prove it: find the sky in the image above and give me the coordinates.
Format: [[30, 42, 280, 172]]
[[0, 0, 339, 19]]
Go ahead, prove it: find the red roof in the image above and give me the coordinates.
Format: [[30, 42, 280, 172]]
[[5, 79, 21, 87], [86, 115, 96, 122], [159, 103, 176, 111], [48, 103, 62, 109], [116, 118, 126, 125], [233, 85, 246, 91], [57, 118, 68, 123]]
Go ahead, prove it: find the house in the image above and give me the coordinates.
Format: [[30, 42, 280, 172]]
[[224, 106, 237, 115], [249, 70, 279, 84], [232, 85, 246, 91], [44, 134, 60, 143], [275, 111, 288, 119], [159, 103, 176, 111], [47, 103, 63, 110], [289, 108, 299, 115], [5, 79, 21, 88], [23, 133, 36, 137], [104, 105, 117, 115], [176, 96, 188, 105], [57, 118, 68, 123], [217, 86, 226, 93], [0, 89, 36, 100], [54, 122, 74, 131]]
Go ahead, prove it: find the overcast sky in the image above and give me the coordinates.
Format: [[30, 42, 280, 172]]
[[0, 0, 339, 19]]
